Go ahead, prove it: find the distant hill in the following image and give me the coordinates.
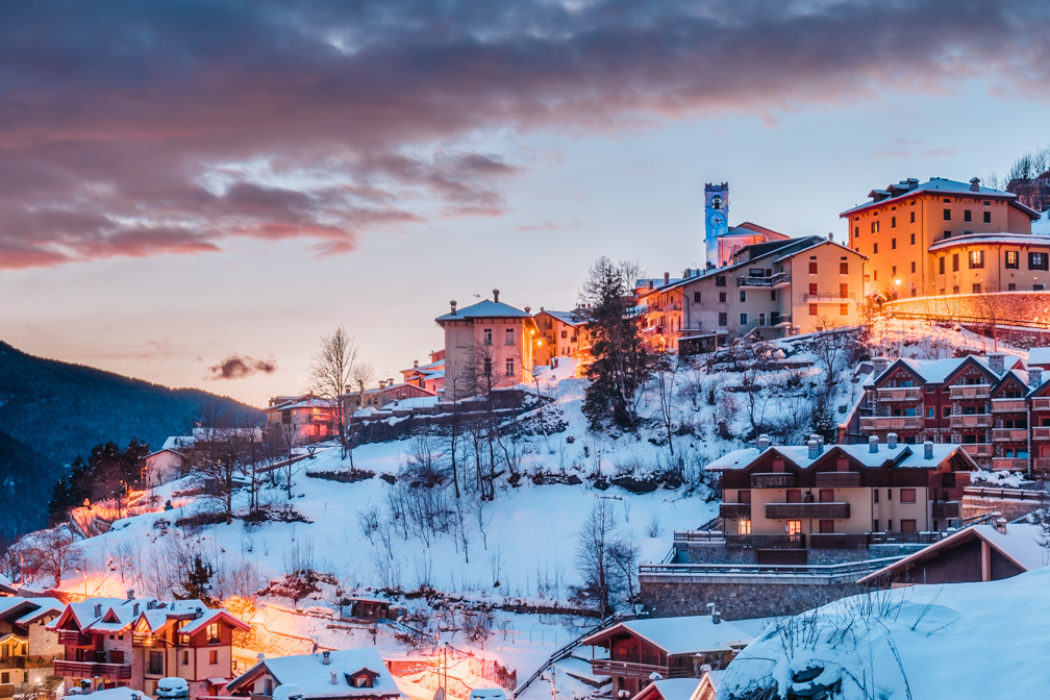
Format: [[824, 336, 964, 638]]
[[0, 341, 262, 540], [0, 428, 62, 543]]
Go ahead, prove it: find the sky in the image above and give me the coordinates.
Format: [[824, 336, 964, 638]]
[[2, 0, 1050, 406]]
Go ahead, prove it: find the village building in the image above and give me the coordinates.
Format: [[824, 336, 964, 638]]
[[840, 177, 1047, 299], [702, 183, 790, 267], [631, 678, 706, 700], [226, 649, 402, 700], [0, 574, 14, 596], [857, 521, 1049, 587], [342, 381, 437, 414], [264, 395, 341, 445], [580, 616, 751, 697], [49, 596, 248, 700], [532, 308, 592, 371], [1007, 169, 1050, 213], [638, 235, 866, 353], [142, 436, 195, 488], [0, 597, 64, 696], [435, 291, 537, 401], [398, 351, 445, 395]]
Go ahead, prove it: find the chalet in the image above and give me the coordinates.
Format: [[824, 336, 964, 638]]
[[142, 439, 191, 488], [0, 597, 64, 696], [226, 649, 402, 700], [49, 595, 248, 700], [580, 616, 751, 697], [858, 521, 1049, 587], [265, 395, 341, 445]]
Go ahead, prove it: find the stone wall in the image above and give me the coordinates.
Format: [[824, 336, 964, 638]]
[[640, 577, 867, 620]]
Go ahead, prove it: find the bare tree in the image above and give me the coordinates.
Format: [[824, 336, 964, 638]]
[[22, 527, 82, 588], [574, 499, 616, 618], [652, 355, 679, 458], [311, 327, 359, 459], [191, 429, 253, 524]]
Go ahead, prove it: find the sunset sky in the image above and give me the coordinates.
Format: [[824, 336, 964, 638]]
[[3, 0, 1050, 406]]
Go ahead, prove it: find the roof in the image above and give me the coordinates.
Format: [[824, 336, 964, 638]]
[[881, 355, 1004, 385], [537, 309, 590, 327], [51, 598, 245, 636], [635, 679, 701, 700], [927, 231, 1050, 253], [1029, 348, 1050, 366], [229, 649, 401, 699], [840, 177, 1041, 219], [857, 523, 1050, 585], [581, 615, 752, 656], [162, 436, 195, 451], [64, 687, 152, 700], [266, 396, 339, 413], [0, 572, 14, 595], [706, 442, 969, 472], [435, 298, 531, 322], [730, 221, 790, 240], [178, 608, 250, 634]]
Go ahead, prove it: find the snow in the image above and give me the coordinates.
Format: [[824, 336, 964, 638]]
[[233, 648, 400, 699], [584, 616, 753, 655], [435, 299, 531, 321], [718, 566, 1050, 700], [948, 523, 1049, 571], [0, 571, 14, 593], [927, 231, 1050, 252], [64, 688, 151, 700], [650, 678, 702, 700], [706, 442, 962, 471], [1029, 346, 1050, 366], [1034, 209, 1050, 235]]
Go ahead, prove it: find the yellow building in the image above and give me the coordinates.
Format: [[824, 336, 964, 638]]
[[532, 308, 592, 370], [841, 177, 1046, 298]]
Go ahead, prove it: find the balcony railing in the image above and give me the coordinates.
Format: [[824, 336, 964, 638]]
[[56, 630, 93, 646], [992, 428, 1028, 442], [949, 384, 991, 400], [590, 659, 690, 679], [931, 501, 961, 519], [1033, 427, 1050, 440], [804, 293, 854, 303], [992, 458, 1030, 471], [737, 273, 789, 288], [991, 398, 1028, 413], [815, 471, 861, 487], [765, 502, 851, 519], [1032, 398, 1050, 411], [750, 472, 797, 488], [962, 443, 993, 458], [0, 658, 26, 670], [725, 534, 805, 550], [808, 533, 869, 549], [860, 416, 923, 431], [950, 413, 992, 429], [876, 387, 922, 402], [53, 660, 132, 680], [719, 502, 751, 519]]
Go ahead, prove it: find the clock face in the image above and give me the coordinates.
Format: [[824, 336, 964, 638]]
[[708, 212, 726, 228]]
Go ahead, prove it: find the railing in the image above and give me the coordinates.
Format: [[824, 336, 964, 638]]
[[736, 273, 789, 287], [590, 659, 690, 679], [860, 416, 923, 431], [804, 293, 854, 303], [808, 533, 869, 549], [815, 471, 861, 487], [637, 555, 907, 583], [931, 501, 961, 519], [962, 443, 993, 458], [950, 413, 992, 429], [1033, 427, 1050, 440], [132, 633, 167, 647], [725, 534, 804, 550], [672, 530, 727, 545], [1032, 398, 1050, 411], [949, 384, 991, 400], [991, 398, 1028, 413], [718, 503, 751, 519], [765, 502, 851, 519], [992, 428, 1028, 442], [0, 658, 26, 669], [56, 630, 92, 646], [53, 660, 132, 680], [992, 458, 1030, 471], [750, 472, 797, 488], [876, 387, 922, 402], [963, 485, 1049, 502]]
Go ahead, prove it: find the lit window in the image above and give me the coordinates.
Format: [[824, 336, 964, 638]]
[[786, 520, 802, 536], [969, 250, 984, 269], [737, 519, 752, 535], [1005, 251, 1019, 269]]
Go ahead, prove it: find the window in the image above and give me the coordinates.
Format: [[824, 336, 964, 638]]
[[900, 519, 917, 533], [207, 622, 219, 644], [737, 519, 752, 535], [873, 519, 880, 531], [840, 260, 849, 274], [505, 328, 514, 345], [943, 208, 951, 221], [886, 520, 893, 532], [840, 303, 849, 316], [910, 211, 916, 224], [900, 488, 916, 503], [182, 651, 189, 665], [560, 329, 568, 338], [718, 291, 727, 303], [891, 216, 896, 228], [1009, 283, 1016, 290], [786, 520, 802, 536], [873, 269, 878, 281], [739, 489, 751, 503], [716, 275, 726, 287], [809, 304, 818, 316], [969, 250, 984, 269], [1030, 252, 1049, 270], [770, 290, 777, 301], [483, 328, 492, 345], [840, 283, 849, 298], [740, 290, 746, 302], [718, 312, 727, 326], [693, 291, 701, 303], [739, 313, 748, 325], [891, 265, 896, 276], [983, 211, 991, 223], [758, 313, 765, 326], [943, 230, 952, 239], [809, 261, 818, 274], [964, 209, 972, 222], [854, 226, 859, 238], [819, 520, 835, 533], [808, 283, 818, 295], [891, 238, 897, 250], [910, 233, 916, 245], [972, 283, 982, 294], [148, 651, 163, 675], [483, 358, 492, 376], [886, 488, 893, 501], [927, 407, 935, 418], [505, 358, 514, 376], [786, 489, 802, 503], [874, 489, 879, 503], [873, 242, 879, 254], [870, 221, 879, 234], [910, 261, 916, 273], [943, 405, 952, 417], [819, 489, 834, 503], [1005, 250, 1019, 269], [209, 650, 218, 665], [952, 254, 959, 272]]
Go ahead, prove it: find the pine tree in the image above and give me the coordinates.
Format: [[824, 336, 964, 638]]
[[178, 553, 216, 602]]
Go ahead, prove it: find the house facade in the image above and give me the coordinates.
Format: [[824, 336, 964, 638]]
[[532, 308, 592, 370], [399, 351, 445, 395], [265, 395, 341, 445], [50, 596, 248, 700], [435, 291, 537, 401], [840, 177, 1046, 298], [0, 597, 64, 697]]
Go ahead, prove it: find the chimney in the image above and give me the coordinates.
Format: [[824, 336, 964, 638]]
[[93, 604, 102, 618], [807, 438, 819, 460], [996, 517, 1008, 535], [524, 306, 531, 314], [663, 272, 670, 285], [1029, 368, 1043, 388], [810, 434, 824, 455], [133, 603, 140, 617], [869, 435, 878, 453], [492, 288, 500, 302], [970, 177, 981, 192], [872, 357, 889, 375], [888, 432, 898, 449], [449, 300, 457, 315], [323, 651, 331, 665], [413, 360, 418, 368], [331, 672, 338, 686], [988, 353, 1005, 375], [757, 434, 771, 450], [924, 441, 933, 459], [127, 589, 134, 601]]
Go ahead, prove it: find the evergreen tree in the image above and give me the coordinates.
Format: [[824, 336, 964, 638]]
[[178, 553, 216, 602]]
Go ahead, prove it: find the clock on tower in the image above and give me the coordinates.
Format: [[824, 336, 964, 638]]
[[704, 182, 730, 267]]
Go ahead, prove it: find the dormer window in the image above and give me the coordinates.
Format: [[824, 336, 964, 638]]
[[346, 669, 379, 689]]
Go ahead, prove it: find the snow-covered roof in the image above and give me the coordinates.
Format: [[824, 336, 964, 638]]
[[884, 355, 1003, 384], [0, 572, 14, 594], [1029, 347, 1050, 366], [706, 442, 968, 472], [63, 687, 152, 700], [435, 298, 531, 322], [3, 597, 64, 625], [266, 396, 339, 413], [582, 615, 752, 655], [927, 231, 1050, 252], [161, 435, 195, 451], [840, 177, 1040, 218], [1034, 209, 1050, 235], [51, 598, 244, 635], [178, 608, 249, 634], [639, 678, 701, 700], [230, 649, 401, 699], [537, 309, 590, 327]]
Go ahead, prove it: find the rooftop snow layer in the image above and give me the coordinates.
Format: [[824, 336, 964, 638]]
[[239, 648, 401, 699], [927, 231, 1050, 252], [1029, 347, 1050, 366], [584, 615, 752, 655], [706, 442, 963, 472], [435, 298, 531, 322]]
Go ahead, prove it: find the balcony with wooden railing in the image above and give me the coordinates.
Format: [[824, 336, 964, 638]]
[[719, 502, 751, 519], [0, 658, 26, 670], [950, 413, 992, 429], [590, 659, 690, 680], [725, 534, 805, 550], [750, 473, 797, 488], [53, 660, 131, 680], [860, 415, 923, 431], [1032, 398, 1050, 411], [991, 398, 1028, 413], [765, 502, 851, 519], [950, 384, 992, 400], [804, 292, 855, 303], [1034, 457, 1050, 471], [876, 387, 922, 402], [992, 428, 1028, 442], [56, 630, 93, 647], [992, 458, 1029, 471], [962, 443, 993, 458], [815, 471, 861, 487], [1033, 426, 1050, 441]]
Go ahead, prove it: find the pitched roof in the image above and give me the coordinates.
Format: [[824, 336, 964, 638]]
[[63, 688, 152, 700], [581, 615, 752, 655], [1029, 347, 1050, 366], [878, 355, 1005, 385], [537, 309, 591, 326], [0, 572, 15, 595], [52, 598, 245, 635], [634, 679, 702, 700], [435, 298, 531, 322], [229, 649, 401, 699], [706, 442, 970, 472], [928, 231, 1050, 252], [840, 177, 1041, 219]]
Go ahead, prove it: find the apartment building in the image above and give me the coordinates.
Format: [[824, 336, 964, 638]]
[[50, 596, 248, 700], [0, 597, 64, 697], [435, 290, 537, 400], [264, 395, 341, 445], [710, 435, 975, 560], [532, 307, 592, 369], [639, 235, 866, 352], [861, 354, 1049, 473], [841, 177, 1046, 298]]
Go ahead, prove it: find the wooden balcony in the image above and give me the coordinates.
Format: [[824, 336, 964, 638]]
[[56, 630, 93, 646], [765, 502, 850, 519], [590, 659, 690, 680], [992, 428, 1028, 442], [876, 387, 922, 402], [991, 398, 1028, 413], [992, 458, 1029, 471], [950, 413, 992, 429], [931, 501, 961, 519], [719, 502, 751, 519], [1033, 427, 1050, 441], [860, 415, 923, 431], [815, 471, 861, 487], [0, 658, 26, 670], [962, 443, 993, 458], [950, 384, 991, 400], [750, 472, 797, 488], [1032, 398, 1050, 411], [53, 660, 132, 680], [737, 273, 789, 288]]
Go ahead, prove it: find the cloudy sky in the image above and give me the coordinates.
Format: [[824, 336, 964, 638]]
[[2, 0, 1049, 405]]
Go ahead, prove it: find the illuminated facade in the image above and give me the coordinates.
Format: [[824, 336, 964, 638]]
[[264, 394, 340, 444], [0, 598, 63, 697], [532, 307, 592, 370]]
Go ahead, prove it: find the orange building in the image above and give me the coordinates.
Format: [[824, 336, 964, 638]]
[[841, 177, 1045, 299]]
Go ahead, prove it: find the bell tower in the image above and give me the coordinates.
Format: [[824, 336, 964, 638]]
[[704, 182, 729, 267]]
